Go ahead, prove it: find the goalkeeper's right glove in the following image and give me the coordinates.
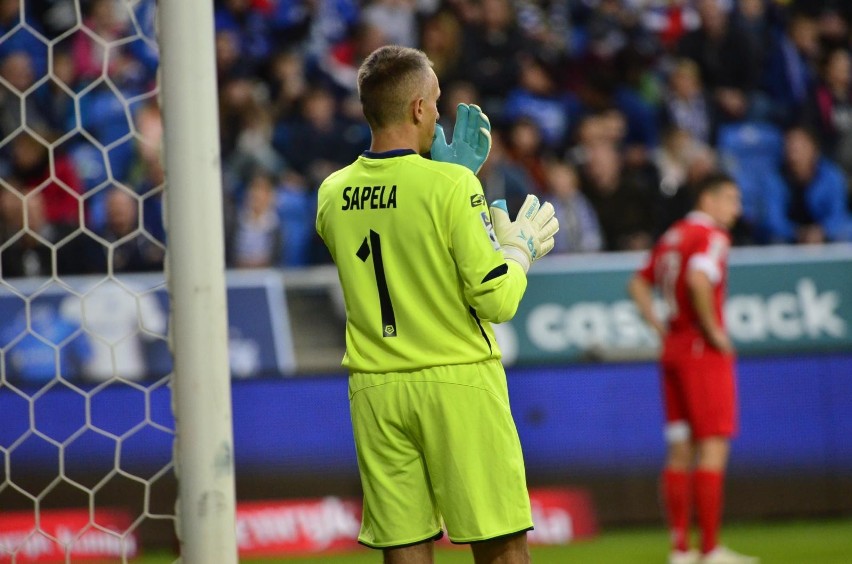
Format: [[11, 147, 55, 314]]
[[490, 195, 559, 273]]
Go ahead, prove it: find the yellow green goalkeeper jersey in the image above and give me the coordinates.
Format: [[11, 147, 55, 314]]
[[316, 149, 527, 373]]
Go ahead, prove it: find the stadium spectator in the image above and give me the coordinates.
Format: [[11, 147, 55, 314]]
[[5, 0, 851, 271], [228, 172, 283, 269], [0, 188, 88, 277], [215, 29, 246, 84], [0, 0, 48, 76], [629, 173, 758, 564], [276, 172, 315, 267], [662, 142, 757, 246], [71, 0, 128, 84], [218, 77, 258, 164], [654, 128, 725, 238], [575, 69, 660, 158], [813, 2, 850, 51], [420, 9, 464, 84], [661, 58, 714, 145], [267, 50, 308, 119], [478, 129, 535, 216], [222, 91, 284, 191], [0, 51, 67, 137], [760, 125, 852, 243], [458, 0, 525, 116], [809, 47, 852, 179], [546, 159, 603, 254], [640, 0, 701, 51], [656, 127, 706, 203], [5, 132, 82, 228], [316, 44, 557, 564], [437, 80, 480, 138], [85, 187, 164, 273], [361, 0, 419, 48], [502, 52, 582, 151], [678, 0, 759, 124], [504, 116, 549, 193], [272, 84, 369, 187], [761, 10, 821, 127], [213, 0, 272, 78], [320, 20, 389, 97], [579, 141, 655, 251], [731, 0, 779, 74]]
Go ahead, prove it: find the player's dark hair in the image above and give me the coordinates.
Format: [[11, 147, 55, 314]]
[[357, 45, 432, 129], [693, 172, 736, 202]]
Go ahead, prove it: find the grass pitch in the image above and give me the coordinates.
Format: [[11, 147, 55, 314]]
[[140, 518, 852, 563]]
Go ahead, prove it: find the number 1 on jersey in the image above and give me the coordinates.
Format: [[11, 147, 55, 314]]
[[356, 230, 397, 337]]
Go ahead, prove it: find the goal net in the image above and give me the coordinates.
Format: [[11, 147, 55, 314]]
[[0, 1, 219, 561]]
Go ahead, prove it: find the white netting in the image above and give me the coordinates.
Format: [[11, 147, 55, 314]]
[[0, 1, 175, 562]]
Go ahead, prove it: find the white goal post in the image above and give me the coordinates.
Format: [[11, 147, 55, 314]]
[[159, 1, 238, 563]]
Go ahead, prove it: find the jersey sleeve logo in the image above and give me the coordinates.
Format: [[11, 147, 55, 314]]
[[470, 194, 485, 208], [480, 211, 501, 250]]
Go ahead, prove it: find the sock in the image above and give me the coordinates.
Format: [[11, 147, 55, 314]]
[[694, 469, 724, 554], [662, 468, 691, 552]]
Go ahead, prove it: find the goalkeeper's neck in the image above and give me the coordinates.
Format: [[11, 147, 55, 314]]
[[370, 123, 427, 155]]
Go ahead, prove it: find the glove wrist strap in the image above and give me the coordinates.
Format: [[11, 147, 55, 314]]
[[502, 247, 531, 273]]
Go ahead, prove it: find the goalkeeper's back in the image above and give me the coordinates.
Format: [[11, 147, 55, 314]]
[[316, 150, 527, 373]]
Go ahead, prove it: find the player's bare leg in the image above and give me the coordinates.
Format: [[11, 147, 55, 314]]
[[695, 436, 730, 472], [382, 540, 434, 564], [470, 531, 531, 564], [667, 438, 695, 471]]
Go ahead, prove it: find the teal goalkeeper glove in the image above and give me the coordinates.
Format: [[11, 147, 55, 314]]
[[490, 195, 559, 273], [430, 103, 492, 174]]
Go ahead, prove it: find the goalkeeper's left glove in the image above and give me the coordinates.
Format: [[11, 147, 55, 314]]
[[430, 103, 492, 174], [490, 195, 559, 273]]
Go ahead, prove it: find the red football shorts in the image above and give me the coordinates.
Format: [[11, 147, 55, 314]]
[[660, 335, 738, 440]]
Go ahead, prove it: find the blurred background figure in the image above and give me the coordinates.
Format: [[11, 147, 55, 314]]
[[85, 187, 165, 273], [761, 10, 820, 127], [228, 172, 283, 269], [5, 132, 82, 229], [546, 159, 603, 254], [478, 129, 534, 217], [0, 187, 88, 277], [678, 0, 758, 125], [580, 141, 655, 251], [661, 58, 713, 145], [505, 116, 550, 194], [761, 125, 852, 244], [810, 47, 852, 181]]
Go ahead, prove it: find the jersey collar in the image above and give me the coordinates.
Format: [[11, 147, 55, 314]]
[[686, 210, 718, 228], [362, 149, 417, 159]]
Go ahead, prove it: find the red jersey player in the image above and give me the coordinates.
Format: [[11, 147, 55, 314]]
[[629, 174, 757, 564]]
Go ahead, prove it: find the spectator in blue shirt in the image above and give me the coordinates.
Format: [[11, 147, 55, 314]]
[[762, 125, 852, 243], [503, 52, 582, 151]]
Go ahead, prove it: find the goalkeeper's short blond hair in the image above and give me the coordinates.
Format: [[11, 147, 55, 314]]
[[357, 45, 433, 130]]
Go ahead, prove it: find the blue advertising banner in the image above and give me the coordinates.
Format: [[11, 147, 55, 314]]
[[4, 354, 851, 477], [0, 270, 295, 385]]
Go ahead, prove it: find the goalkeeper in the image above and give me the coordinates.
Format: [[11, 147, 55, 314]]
[[316, 45, 558, 563]]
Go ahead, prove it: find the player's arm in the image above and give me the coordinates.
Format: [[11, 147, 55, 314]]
[[628, 274, 666, 339], [449, 176, 527, 323], [686, 268, 733, 353]]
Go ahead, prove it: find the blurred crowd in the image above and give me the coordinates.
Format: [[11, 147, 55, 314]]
[[2, 0, 852, 276]]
